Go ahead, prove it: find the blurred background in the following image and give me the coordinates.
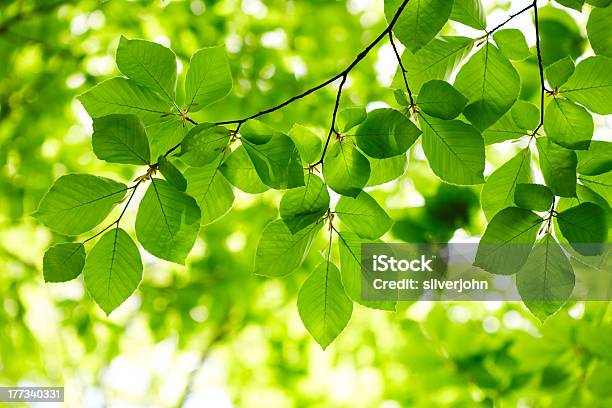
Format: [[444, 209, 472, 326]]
[[0, 0, 611, 406]]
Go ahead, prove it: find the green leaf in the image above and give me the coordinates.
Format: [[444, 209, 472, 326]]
[[279, 174, 329, 234], [451, 0, 487, 30], [322, 139, 370, 197], [35, 174, 127, 236], [587, 0, 612, 6], [92, 114, 151, 165], [455, 43, 521, 130], [557, 202, 608, 256], [393, 36, 474, 93], [355, 109, 421, 158], [78, 77, 171, 124], [559, 56, 612, 114], [185, 46, 232, 112], [419, 114, 485, 185], [219, 146, 269, 194], [366, 155, 407, 187], [385, 0, 454, 53], [481, 148, 532, 220], [337, 231, 396, 311], [545, 57, 575, 89], [254, 220, 321, 277], [185, 158, 235, 225], [514, 184, 554, 212], [417, 80, 467, 119], [83, 227, 143, 315], [536, 137, 577, 197], [554, 0, 584, 11], [577, 141, 612, 175], [493, 29, 530, 61], [511, 101, 540, 130], [482, 101, 539, 144], [135, 178, 201, 264], [337, 107, 367, 133], [579, 172, 612, 203], [43, 243, 86, 283], [240, 121, 304, 190], [180, 123, 230, 167], [297, 261, 353, 350], [157, 156, 187, 191], [145, 117, 190, 160], [544, 98, 593, 150], [587, 3, 612, 57], [336, 192, 393, 240], [116, 36, 177, 101], [288, 124, 323, 164], [394, 89, 410, 107], [474, 207, 543, 275], [517, 233, 575, 321], [539, 5, 585, 67]]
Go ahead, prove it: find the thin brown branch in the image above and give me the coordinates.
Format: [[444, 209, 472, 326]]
[[532, 1, 545, 134], [388, 31, 414, 107], [82, 181, 142, 244], [484, 2, 534, 37], [164, 0, 411, 163], [213, 0, 411, 128], [312, 75, 347, 167]]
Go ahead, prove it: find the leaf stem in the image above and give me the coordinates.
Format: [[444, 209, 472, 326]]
[[482, 2, 535, 38], [388, 31, 415, 107], [82, 180, 142, 244], [312, 75, 347, 167]]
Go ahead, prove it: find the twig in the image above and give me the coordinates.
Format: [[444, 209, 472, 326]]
[[312, 75, 347, 167], [212, 0, 411, 127], [388, 31, 414, 107], [82, 181, 142, 244], [532, 1, 545, 135], [483, 2, 535, 37], [162, 0, 411, 164]]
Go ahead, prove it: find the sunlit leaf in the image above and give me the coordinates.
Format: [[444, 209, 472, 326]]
[[92, 114, 151, 165], [279, 174, 329, 234], [185, 46, 232, 112], [355, 108, 420, 159], [322, 139, 370, 197], [43, 243, 86, 283], [481, 148, 532, 220], [83, 227, 143, 315], [517, 233, 575, 321], [419, 114, 485, 185], [254, 220, 321, 277], [116, 36, 177, 101], [135, 178, 201, 264], [474, 207, 543, 275], [336, 192, 393, 240], [297, 261, 352, 349], [35, 174, 127, 236]]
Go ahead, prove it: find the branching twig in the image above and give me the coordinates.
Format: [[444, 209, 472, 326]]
[[312, 75, 347, 167], [388, 31, 415, 107], [483, 2, 535, 38], [532, 0, 546, 135], [208, 0, 412, 160]]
